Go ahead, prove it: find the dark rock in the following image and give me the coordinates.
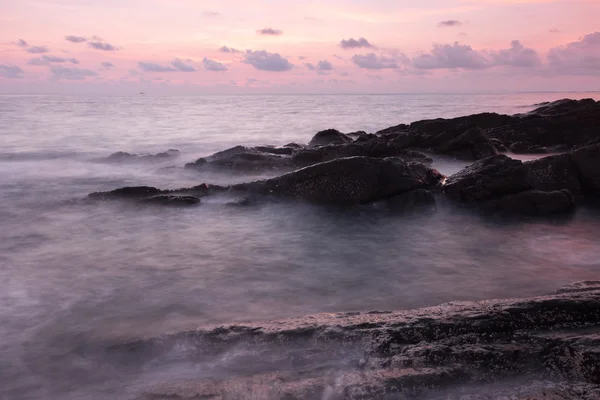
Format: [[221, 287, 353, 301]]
[[410, 113, 513, 136], [436, 128, 499, 160], [247, 156, 443, 205], [443, 155, 533, 202], [572, 144, 600, 195], [253, 145, 294, 155], [119, 282, 600, 400], [509, 142, 549, 154], [485, 189, 575, 215], [525, 153, 582, 194], [104, 149, 180, 163], [308, 129, 352, 148], [88, 186, 163, 200], [283, 142, 305, 149], [139, 195, 201, 206], [354, 132, 378, 142]]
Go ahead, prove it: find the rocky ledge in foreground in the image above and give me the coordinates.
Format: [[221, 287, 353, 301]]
[[105, 281, 600, 399], [182, 98, 600, 174]]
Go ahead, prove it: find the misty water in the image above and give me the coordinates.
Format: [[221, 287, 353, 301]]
[[1, 92, 600, 399]]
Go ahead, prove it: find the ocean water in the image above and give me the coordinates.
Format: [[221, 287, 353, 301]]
[[1, 92, 600, 399]]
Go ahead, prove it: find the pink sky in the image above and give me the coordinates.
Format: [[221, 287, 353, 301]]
[[0, 0, 599, 93]]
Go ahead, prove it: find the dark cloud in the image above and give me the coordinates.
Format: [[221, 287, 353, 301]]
[[50, 65, 98, 80], [219, 45, 241, 53], [172, 58, 196, 72], [28, 55, 79, 66], [438, 20, 462, 27], [352, 53, 399, 69], [258, 28, 283, 36], [138, 62, 176, 72], [27, 46, 49, 54], [203, 58, 227, 72], [243, 50, 294, 71], [490, 40, 541, 67], [16, 39, 28, 48], [65, 35, 87, 43], [412, 42, 488, 69], [203, 11, 220, 17], [340, 37, 375, 50], [547, 31, 600, 75], [339, 72, 350, 77], [305, 63, 315, 70], [101, 61, 115, 69], [0, 65, 24, 79], [88, 41, 118, 51], [317, 60, 333, 70]]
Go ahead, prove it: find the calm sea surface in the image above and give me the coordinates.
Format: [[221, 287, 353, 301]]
[[1, 92, 600, 399]]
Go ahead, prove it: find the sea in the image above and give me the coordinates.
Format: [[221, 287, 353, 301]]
[[1, 92, 600, 399]]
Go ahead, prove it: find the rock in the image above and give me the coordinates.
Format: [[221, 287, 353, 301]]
[[253, 145, 294, 155], [139, 195, 201, 206], [485, 189, 575, 215], [572, 144, 600, 195], [435, 127, 499, 160], [184, 145, 291, 172], [525, 153, 582, 194], [104, 149, 180, 163], [88, 186, 163, 200], [308, 129, 352, 148], [443, 155, 532, 202], [246, 156, 443, 205], [509, 142, 549, 154], [116, 282, 600, 400]]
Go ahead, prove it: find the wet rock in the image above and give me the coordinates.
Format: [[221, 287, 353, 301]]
[[104, 149, 180, 162], [572, 143, 600, 195], [253, 145, 294, 155], [121, 282, 600, 400], [88, 186, 163, 200], [139, 195, 201, 206], [485, 189, 575, 215], [435, 127, 499, 160], [247, 156, 444, 205], [509, 142, 549, 154], [525, 154, 582, 194], [443, 155, 533, 202], [185, 145, 291, 172], [308, 129, 352, 148]]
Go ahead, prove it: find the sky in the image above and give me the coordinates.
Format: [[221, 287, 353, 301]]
[[0, 0, 599, 94]]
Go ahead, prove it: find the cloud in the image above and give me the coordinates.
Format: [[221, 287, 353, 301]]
[[317, 60, 333, 71], [101, 61, 115, 69], [172, 58, 196, 72], [27, 46, 49, 54], [203, 58, 227, 71], [219, 45, 241, 53], [65, 35, 87, 43], [549, 28, 560, 34], [368, 75, 384, 81], [50, 65, 98, 80], [412, 42, 488, 69], [203, 11, 219, 17], [0, 65, 24, 79], [547, 31, 600, 75], [352, 53, 400, 69], [340, 37, 375, 50], [138, 62, 176, 72], [27, 55, 79, 66], [305, 63, 315, 70], [258, 28, 283, 36], [89, 41, 117, 51], [489, 40, 541, 67], [438, 20, 462, 27], [243, 50, 294, 71], [15, 39, 28, 48]]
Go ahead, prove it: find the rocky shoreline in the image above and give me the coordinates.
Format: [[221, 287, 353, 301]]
[[102, 281, 600, 399], [89, 98, 600, 215]]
